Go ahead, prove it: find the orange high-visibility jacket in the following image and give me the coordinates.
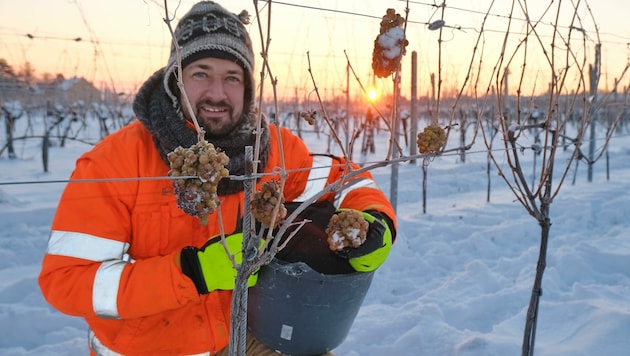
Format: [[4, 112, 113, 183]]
[[39, 120, 396, 355]]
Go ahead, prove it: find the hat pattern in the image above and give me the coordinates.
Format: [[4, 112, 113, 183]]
[[163, 1, 255, 113]]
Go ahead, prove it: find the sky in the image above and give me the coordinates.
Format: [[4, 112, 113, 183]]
[[1, 0, 630, 101], [0, 103, 629, 355]]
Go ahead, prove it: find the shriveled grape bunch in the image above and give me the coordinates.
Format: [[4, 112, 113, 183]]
[[417, 124, 447, 154], [299, 110, 317, 125], [372, 8, 409, 78], [250, 181, 287, 228], [325, 210, 369, 251], [167, 140, 229, 226]]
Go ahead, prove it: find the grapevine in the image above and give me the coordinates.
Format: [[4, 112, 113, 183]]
[[372, 8, 409, 78], [250, 181, 287, 228], [417, 124, 447, 154], [299, 110, 317, 126], [167, 140, 229, 226], [325, 210, 369, 251]]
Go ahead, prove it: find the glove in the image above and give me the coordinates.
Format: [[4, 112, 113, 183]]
[[340, 210, 394, 272], [180, 233, 259, 294]]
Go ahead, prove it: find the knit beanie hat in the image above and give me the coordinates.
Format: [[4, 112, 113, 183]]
[[163, 1, 255, 114]]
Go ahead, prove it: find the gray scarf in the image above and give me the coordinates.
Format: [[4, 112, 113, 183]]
[[133, 68, 270, 195]]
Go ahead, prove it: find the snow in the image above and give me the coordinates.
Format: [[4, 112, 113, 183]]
[[376, 28, 405, 59], [1, 101, 23, 118], [1, 112, 629, 355]]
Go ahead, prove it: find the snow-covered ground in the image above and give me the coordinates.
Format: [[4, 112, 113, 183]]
[[1, 111, 629, 355]]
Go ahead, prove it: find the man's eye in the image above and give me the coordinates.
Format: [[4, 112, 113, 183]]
[[226, 76, 242, 83], [193, 72, 207, 79]]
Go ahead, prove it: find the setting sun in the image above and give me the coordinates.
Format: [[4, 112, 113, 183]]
[[367, 88, 379, 102]]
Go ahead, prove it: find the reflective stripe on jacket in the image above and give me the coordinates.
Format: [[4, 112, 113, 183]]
[[39, 120, 396, 355]]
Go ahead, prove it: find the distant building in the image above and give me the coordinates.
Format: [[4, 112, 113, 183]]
[[0, 77, 26, 102], [0, 75, 101, 107], [55, 77, 102, 104]]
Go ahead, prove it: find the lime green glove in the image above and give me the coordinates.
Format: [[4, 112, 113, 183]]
[[180, 233, 259, 294], [343, 210, 394, 272]]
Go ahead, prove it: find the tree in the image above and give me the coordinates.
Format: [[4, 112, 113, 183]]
[[17, 61, 35, 85], [0, 58, 16, 78], [465, 2, 629, 355]]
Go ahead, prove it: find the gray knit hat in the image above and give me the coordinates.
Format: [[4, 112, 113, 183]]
[[163, 1, 255, 113]]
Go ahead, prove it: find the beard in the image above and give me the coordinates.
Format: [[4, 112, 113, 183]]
[[189, 99, 241, 138]]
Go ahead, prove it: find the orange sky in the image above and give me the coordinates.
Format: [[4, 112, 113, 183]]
[[1, 0, 629, 102]]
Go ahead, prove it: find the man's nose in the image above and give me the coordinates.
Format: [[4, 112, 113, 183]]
[[203, 80, 227, 101]]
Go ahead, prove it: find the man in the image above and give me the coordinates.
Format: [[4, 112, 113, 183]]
[[38, 1, 396, 355]]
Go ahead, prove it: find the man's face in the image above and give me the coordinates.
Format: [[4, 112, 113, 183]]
[[180, 57, 245, 137]]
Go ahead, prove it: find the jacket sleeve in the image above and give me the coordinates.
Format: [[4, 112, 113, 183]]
[[325, 154, 397, 239], [275, 127, 397, 240], [38, 132, 200, 320]]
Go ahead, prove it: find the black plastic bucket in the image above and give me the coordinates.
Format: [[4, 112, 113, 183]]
[[247, 259, 375, 355]]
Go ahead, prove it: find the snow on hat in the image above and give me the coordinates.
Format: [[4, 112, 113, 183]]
[[163, 1, 255, 112]]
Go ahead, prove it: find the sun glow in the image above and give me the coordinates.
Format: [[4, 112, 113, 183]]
[[367, 88, 379, 102]]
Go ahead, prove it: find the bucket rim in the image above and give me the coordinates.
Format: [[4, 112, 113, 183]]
[[263, 257, 375, 281]]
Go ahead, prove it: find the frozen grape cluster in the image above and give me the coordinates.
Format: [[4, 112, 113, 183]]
[[167, 140, 229, 226], [299, 110, 317, 126], [325, 210, 369, 251], [417, 124, 447, 153], [250, 181, 287, 228], [372, 8, 409, 78]]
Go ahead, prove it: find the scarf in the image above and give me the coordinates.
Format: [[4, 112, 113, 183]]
[[133, 69, 270, 195]]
